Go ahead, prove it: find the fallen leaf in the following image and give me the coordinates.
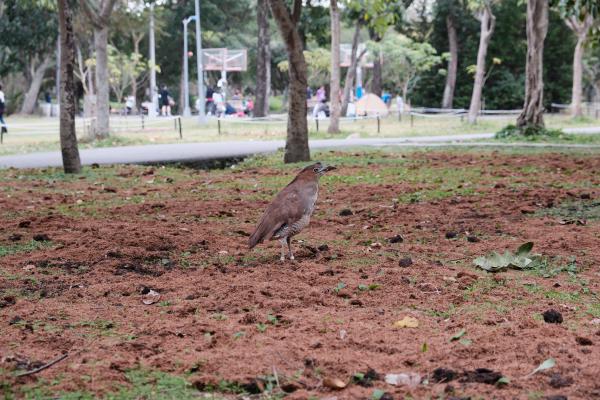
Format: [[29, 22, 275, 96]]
[[449, 329, 466, 341], [323, 377, 346, 390], [385, 372, 421, 387], [142, 289, 161, 305], [526, 358, 555, 377], [393, 316, 419, 328]]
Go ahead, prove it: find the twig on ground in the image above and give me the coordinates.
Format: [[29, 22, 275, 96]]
[[15, 353, 68, 377]]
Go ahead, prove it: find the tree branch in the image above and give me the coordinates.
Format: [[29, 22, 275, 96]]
[[99, 0, 118, 23], [291, 0, 302, 25], [79, 0, 103, 28]]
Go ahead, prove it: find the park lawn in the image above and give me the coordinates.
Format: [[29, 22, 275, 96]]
[[1, 113, 600, 156], [0, 147, 599, 399]]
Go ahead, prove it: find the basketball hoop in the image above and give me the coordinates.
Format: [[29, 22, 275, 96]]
[[340, 44, 373, 68], [202, 48, 248, 71]]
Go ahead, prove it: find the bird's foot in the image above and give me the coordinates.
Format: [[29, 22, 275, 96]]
[[280, 255, 285, 262], [289, 255, 295, 261]]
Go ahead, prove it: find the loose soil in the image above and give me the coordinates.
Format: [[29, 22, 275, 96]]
[[1, 149, 599, 399]]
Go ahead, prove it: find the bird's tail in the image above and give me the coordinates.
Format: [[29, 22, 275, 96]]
[[248, 228, 264, 249], [248, 216, 280, 249]]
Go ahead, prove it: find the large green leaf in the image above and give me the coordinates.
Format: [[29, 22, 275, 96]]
[[474, 242, 537, 272]]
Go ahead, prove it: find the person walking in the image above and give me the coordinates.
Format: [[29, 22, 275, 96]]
[[160, 85, 171, 116], [0, 84, 7, 134]]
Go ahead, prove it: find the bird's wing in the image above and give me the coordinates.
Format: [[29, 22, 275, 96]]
[[248, 184, 306, 248]]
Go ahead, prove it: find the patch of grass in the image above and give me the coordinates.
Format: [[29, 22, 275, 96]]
[[496, 124, 564, 140], [537, 199, 600, 221], [0, 240, 52, 258]]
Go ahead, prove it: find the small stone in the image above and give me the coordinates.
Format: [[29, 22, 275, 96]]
[[398, 257, 413, 268], [18, 220, 31, 228], [339, 208, 353, 216], [388, 235, 403, 244], [467, 235, 480, 243], [33, 234, 50, 242], [580, 193, 591, 199], [549, 373, 574, 388], [8, 233, 22, 242], [575, 336, 593, 346], [445, 231, 457, 239], [431, 368, 457, 383], [543, 309, 563, 324]]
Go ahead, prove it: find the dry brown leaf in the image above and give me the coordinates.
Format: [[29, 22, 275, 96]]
[[393, 316, 419, 328], [142, 289, 161, 305], [323, 377, 346, 390]]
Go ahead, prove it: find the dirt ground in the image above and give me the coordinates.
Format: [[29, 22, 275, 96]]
[[1, 149, 599, 399]]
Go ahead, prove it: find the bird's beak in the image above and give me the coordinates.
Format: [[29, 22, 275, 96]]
[[319, 165, 336, 173]]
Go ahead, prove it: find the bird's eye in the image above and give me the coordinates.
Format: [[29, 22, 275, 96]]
[[313, 168, 319, 172]]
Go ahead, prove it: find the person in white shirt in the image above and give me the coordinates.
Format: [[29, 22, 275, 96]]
[[0, 84, 7, 133]]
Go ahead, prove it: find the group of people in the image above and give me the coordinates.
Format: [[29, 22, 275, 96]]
[[205, 86, 254, 117]]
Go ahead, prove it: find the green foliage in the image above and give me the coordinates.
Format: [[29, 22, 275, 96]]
[[278, 48, 331, 87], [368, 33, 441, 98], [495, 124, 564, 139], [0, 0, 57, 75], [0, 240, 51, 258], [410, 0, 575, 109]]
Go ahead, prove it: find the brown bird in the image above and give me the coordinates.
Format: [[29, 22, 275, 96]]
[[249, 162, 336, 261]]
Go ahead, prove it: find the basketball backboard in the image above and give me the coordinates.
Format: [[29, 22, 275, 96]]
[[340, 44, 373, 68], [202, 48, 247, 71]]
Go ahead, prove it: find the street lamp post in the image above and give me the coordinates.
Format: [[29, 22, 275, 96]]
[[148, 4, 158, 118], [182, 16, 196, 117], [194, 0, 206, 123]]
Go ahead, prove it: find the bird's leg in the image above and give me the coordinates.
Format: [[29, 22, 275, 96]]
[[287, 237, 294, 261], [279, 238, 287, 262]]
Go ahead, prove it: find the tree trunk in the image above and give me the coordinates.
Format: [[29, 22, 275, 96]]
[[269, 0, 310, 163], [442, 14, 458, 109], [566, 15, 593, 118], [468, 5, 495, 124], [328, 0, 341, 133], [368, 29, 383, 97], [341, 21, 362, 117], [94, 26, 110, 138], [58, 0, 82, 174], [517, 0, 548, 128], [254, 0, 271, 117], [20, 56, 53, 114]]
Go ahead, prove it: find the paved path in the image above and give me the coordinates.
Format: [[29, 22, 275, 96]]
[[1, 127, 599, 169]]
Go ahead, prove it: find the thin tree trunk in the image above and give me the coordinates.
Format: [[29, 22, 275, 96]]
[[341, 21, 362, 117], [442, 14, 458, 109], [94, 26, 110, 138], [517, 0, 548, 129], [368, 29, 383, 97], [58, 0, 82, 173], [255, 0, 271, 117], [566, 15, 593, 118], [269, 0, 310, 163], [468, 5, 495, 124], [328, 0, 341, 133], [20, 56, 53, 114]]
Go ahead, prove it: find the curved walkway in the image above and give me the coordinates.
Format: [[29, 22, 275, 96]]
[[0, 127, 599, 169]]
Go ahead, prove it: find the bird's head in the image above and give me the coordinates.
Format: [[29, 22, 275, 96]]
[[301, 162, 336, 178]]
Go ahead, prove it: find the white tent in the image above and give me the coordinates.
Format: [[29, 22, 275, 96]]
[[354, 94, 389, 117]]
